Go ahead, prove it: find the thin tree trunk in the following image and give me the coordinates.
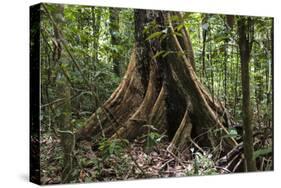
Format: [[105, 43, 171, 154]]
[[208, 33, 214, 102], [267, 18, 273, 109], [44, 4, 74, 182], [91, 7, 101, 69], [254, 43, 262, 127], [238, 17, 257, 172], [109, 8, 121, 76], [201, 16, 207, 78], [223, 39, 228, 105], [233, 47, 239, 119], [90, 7, 102, 108]]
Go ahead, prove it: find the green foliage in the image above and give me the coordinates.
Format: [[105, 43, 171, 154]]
[[222, 127, 241, 140], [184, 12, 272, 124], [40, 4, 134, 134], [145, 131, 161, 151], [254, 146, 272, 159], [146, 31, 163, 40], [143, 125, 166, 152], [98, 138, 129, 159], [187, 150, 218, 176]]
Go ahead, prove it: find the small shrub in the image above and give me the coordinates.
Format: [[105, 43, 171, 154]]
[[98, 138, 129, 159]]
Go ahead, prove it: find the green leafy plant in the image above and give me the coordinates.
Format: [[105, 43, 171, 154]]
[[98, 138, 129, 159], [254, 146, 272, 159], [222, 127, 241, 139], [143, 125, 166, 152], [187, 150, 218, 176]]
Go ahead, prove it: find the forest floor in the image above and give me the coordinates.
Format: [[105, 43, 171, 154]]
[[40, 132, 225, 184]]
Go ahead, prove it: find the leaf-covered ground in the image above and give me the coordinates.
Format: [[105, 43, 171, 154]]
[[40, 133, 223, 184]]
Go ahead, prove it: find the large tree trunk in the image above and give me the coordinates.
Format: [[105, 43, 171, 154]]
[[77, 10, 238, 155]]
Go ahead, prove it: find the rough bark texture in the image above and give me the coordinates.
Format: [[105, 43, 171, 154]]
[[77, 10, 238, 155]]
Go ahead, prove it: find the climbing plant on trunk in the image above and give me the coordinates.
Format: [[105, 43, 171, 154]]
[[43, 4, 75, 182]]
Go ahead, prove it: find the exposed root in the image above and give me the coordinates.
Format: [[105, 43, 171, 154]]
[[111, 61, 161, 140], [77, 50, 145, 141], [168, 109, 192, 154]]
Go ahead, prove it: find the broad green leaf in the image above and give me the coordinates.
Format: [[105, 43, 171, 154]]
[[254, 146, 272, 159], [146, 31, 163, 41]]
